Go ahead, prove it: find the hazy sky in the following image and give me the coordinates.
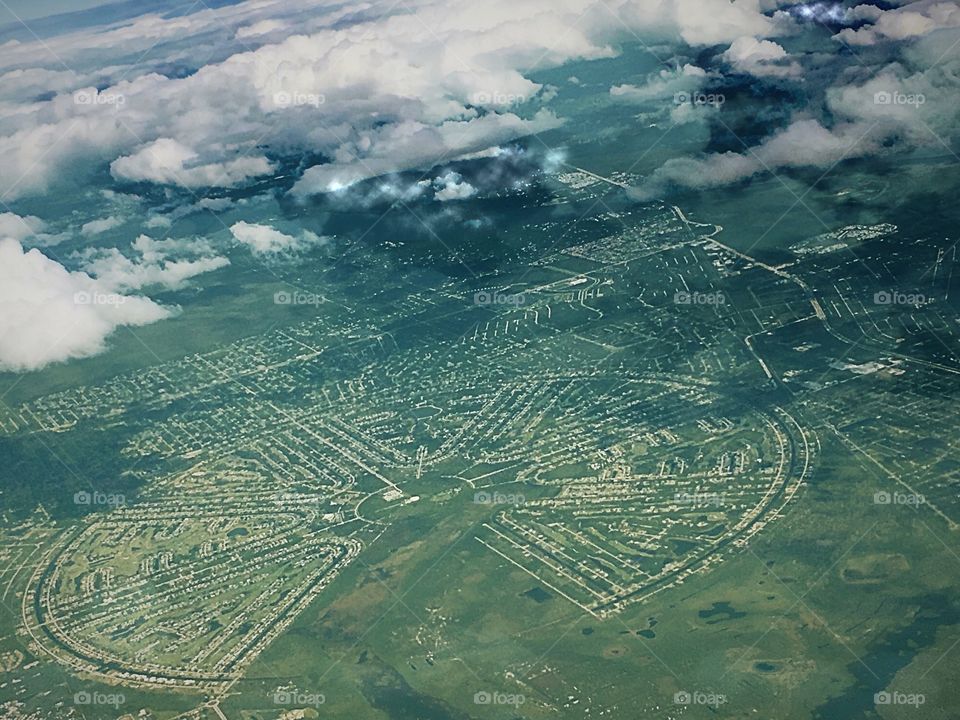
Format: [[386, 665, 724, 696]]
[[0, 0, 112, 24]]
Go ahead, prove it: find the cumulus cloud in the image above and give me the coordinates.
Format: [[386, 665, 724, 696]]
[[0, 0, 784, 202], [80, 215, 123, 237], [847, 4, 884, 23], [76, 234, 230, 291], [834, 0, 960, 45], [319, 146, 562, 208], [0, 238, 171, 372], [0, 212, 47, 243], [632, 4, 960, 201], [290, 110, 563, 196], [631, 118, 880, 199], [609, 64, 725, 125], [433, 171, 477, 201], [229, 221, 326, 256], [0, 224, 232, 371], [610, 64, 710, 102], [828, 71, 933, 131], [144, 215, 173, 229], [0, 67, 80, 103], [0, 0, 950, 252], [0, 211, 67, 246], [110, 138, 274, 189], [722, 36, 802, 78]]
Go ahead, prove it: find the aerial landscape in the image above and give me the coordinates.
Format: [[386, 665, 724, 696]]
[[0, 0, 959, 718]]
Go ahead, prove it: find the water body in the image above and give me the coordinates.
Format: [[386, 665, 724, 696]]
[[523, 586, 552, 603], [638, 617, 658, 639], [360, 656, 471, 720], [698, 601, 746, 624], [814, 595, 960, 719]]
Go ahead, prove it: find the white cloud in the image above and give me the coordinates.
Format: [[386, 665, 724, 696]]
[[2, 0, 948, 242], [0, 238, 172, 372], [229, 221, 326, 256], [722, 36, 802, 78], [433, 171, 477, 201], [632, 11, 960, 201], [848, 4, 884, 23], [0, 227, 230, 370], [80, 215, 123, 237], [143, 197, 238, 230], [0, 211, 67, 246], [236, 19, 288, 39], [110, 138, 274, 189], [0, 0, 783, 201], [0, 211, 46, 242], [291, 110, 564, 197], [611, 64, 725, 125], [77, 234, 230, 291], [835, 1, 960, 45], [144, 215, 173, 229], [631, 118, 879, 199], [610, 64, 710, 102], [0, 67, 80, 103]]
